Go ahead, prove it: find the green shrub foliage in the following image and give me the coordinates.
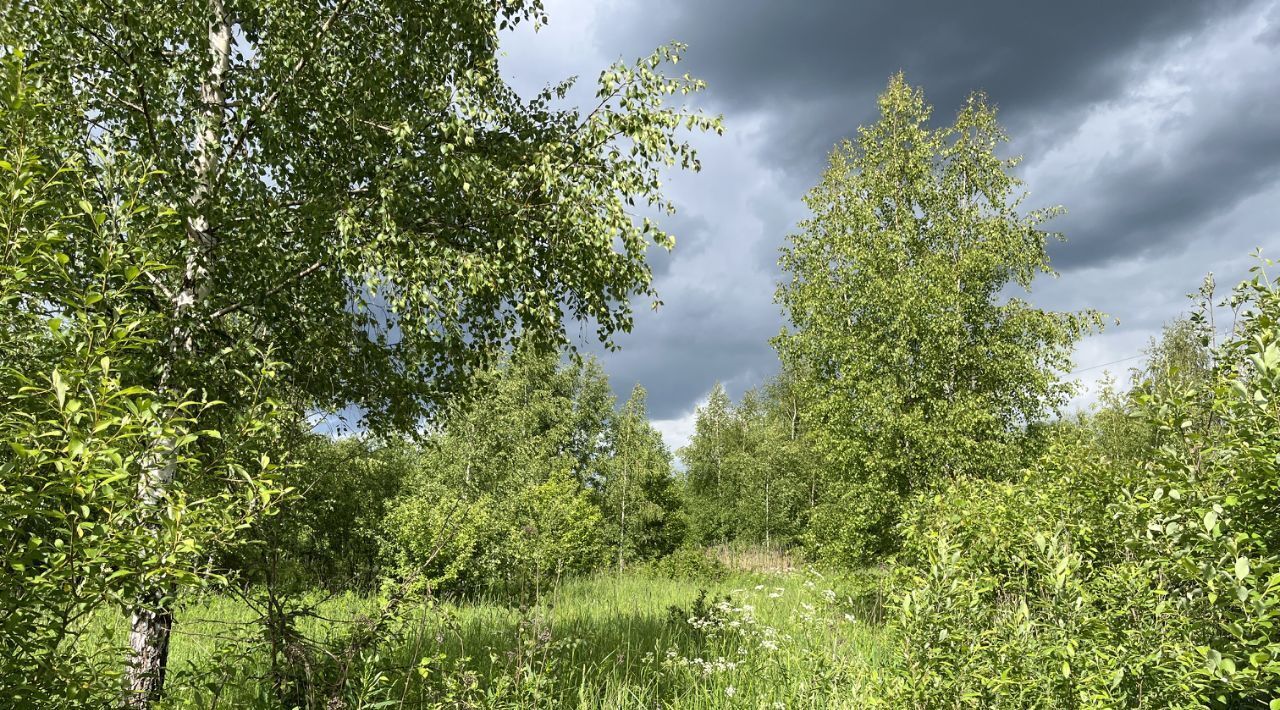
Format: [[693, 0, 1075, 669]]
[[883, 264, 1280, 708], [383, 349, 679, 596], [0, 54, 284, 705], [225, 436, 416, 592]]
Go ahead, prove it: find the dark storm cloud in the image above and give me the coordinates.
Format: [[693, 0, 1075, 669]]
[[504, 0, 1280, 442], [1039, 50, 1280, 269], [590, 299, 780, 421], [600, 0, 1247, 173], [598, 0, 1279, 270]]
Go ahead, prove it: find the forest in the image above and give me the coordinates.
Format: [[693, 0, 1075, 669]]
[[2, 1, 1279, 708]]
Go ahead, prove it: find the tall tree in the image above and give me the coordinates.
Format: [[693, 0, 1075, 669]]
[[678, 376, 814, 550], [0, 57, 282, 705], [738, 376, 815, 549], [2, 1, 719, 701], [775, 75, 1098, 563], [680, 382, 737, 544], [597, 385, 682, 567]]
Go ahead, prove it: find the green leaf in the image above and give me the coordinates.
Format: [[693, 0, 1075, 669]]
[[1235, 556, 1251, 581], [51, 369, 67, 409]]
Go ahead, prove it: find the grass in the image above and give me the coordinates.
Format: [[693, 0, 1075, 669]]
[[87, 560, 891, 708]]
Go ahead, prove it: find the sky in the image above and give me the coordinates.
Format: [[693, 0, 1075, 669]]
[[499, 0, 1280, 454]]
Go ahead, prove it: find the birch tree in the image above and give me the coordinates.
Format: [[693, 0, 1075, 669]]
[[680, 383, 737, 543], [776, 75, 1099, 563], [592, 385, 680, 567], [2, 1, 719, 702]]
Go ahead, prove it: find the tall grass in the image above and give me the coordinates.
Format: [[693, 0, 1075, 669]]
[[85, 563, 889, 708]]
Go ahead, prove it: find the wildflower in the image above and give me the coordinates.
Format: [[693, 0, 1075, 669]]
[[844, 613, 857, 623], [725, 686, 736, 698], [754, 584, 764, 591]]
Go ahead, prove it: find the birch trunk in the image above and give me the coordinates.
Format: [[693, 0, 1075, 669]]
[[125, 1, 229, 704], [764, 479, 770, 550], [617, 463, 628, 573]]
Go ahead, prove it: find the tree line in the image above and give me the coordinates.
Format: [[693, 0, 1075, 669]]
[[678, 75, 1280, 707]]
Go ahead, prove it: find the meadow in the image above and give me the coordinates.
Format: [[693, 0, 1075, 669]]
[[85, 551, 889, 708]]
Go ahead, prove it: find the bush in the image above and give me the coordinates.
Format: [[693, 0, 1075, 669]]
[[225, 436, 414, 592], [645, 547, 728, 582], [486, 470, 608, 594], [385, 467, 606, 597], [878, 262, 1280, 708], [0, 55, 285, 705], [805, 480, 902, 568]]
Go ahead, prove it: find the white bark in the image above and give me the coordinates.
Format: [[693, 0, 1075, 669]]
[[125, 1, 229, 704], [618, 460, 628, 574]]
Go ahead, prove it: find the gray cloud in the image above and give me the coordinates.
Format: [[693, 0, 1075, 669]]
[[599, 0, 1249, 177], [503, 0, 1280, 441]]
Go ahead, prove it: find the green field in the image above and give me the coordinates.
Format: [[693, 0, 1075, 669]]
[[87, 559, 889, 708]]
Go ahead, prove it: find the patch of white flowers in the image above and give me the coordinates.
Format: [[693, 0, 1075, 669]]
[[666, 654, 741, 677], [643, 578, 868, 701]]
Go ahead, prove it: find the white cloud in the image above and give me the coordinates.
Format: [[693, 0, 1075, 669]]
[[651, 392, 711, 461]]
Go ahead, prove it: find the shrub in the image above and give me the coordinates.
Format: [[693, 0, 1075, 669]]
[[647, 547, 728, 582], [385, 467, 606, 597], [878, 261, 1280, 708], [0, 54, 285, 705]]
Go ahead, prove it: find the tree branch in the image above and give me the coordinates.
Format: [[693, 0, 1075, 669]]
[[209, 258, 325, 320], [218, 0, 353, 177]]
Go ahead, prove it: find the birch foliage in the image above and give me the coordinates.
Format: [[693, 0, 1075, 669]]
[[776, 75, 1099, 562]]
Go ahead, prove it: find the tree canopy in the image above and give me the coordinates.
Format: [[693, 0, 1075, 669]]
[[775, 75, 1100, 562], [1, 1, 720, 701]]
